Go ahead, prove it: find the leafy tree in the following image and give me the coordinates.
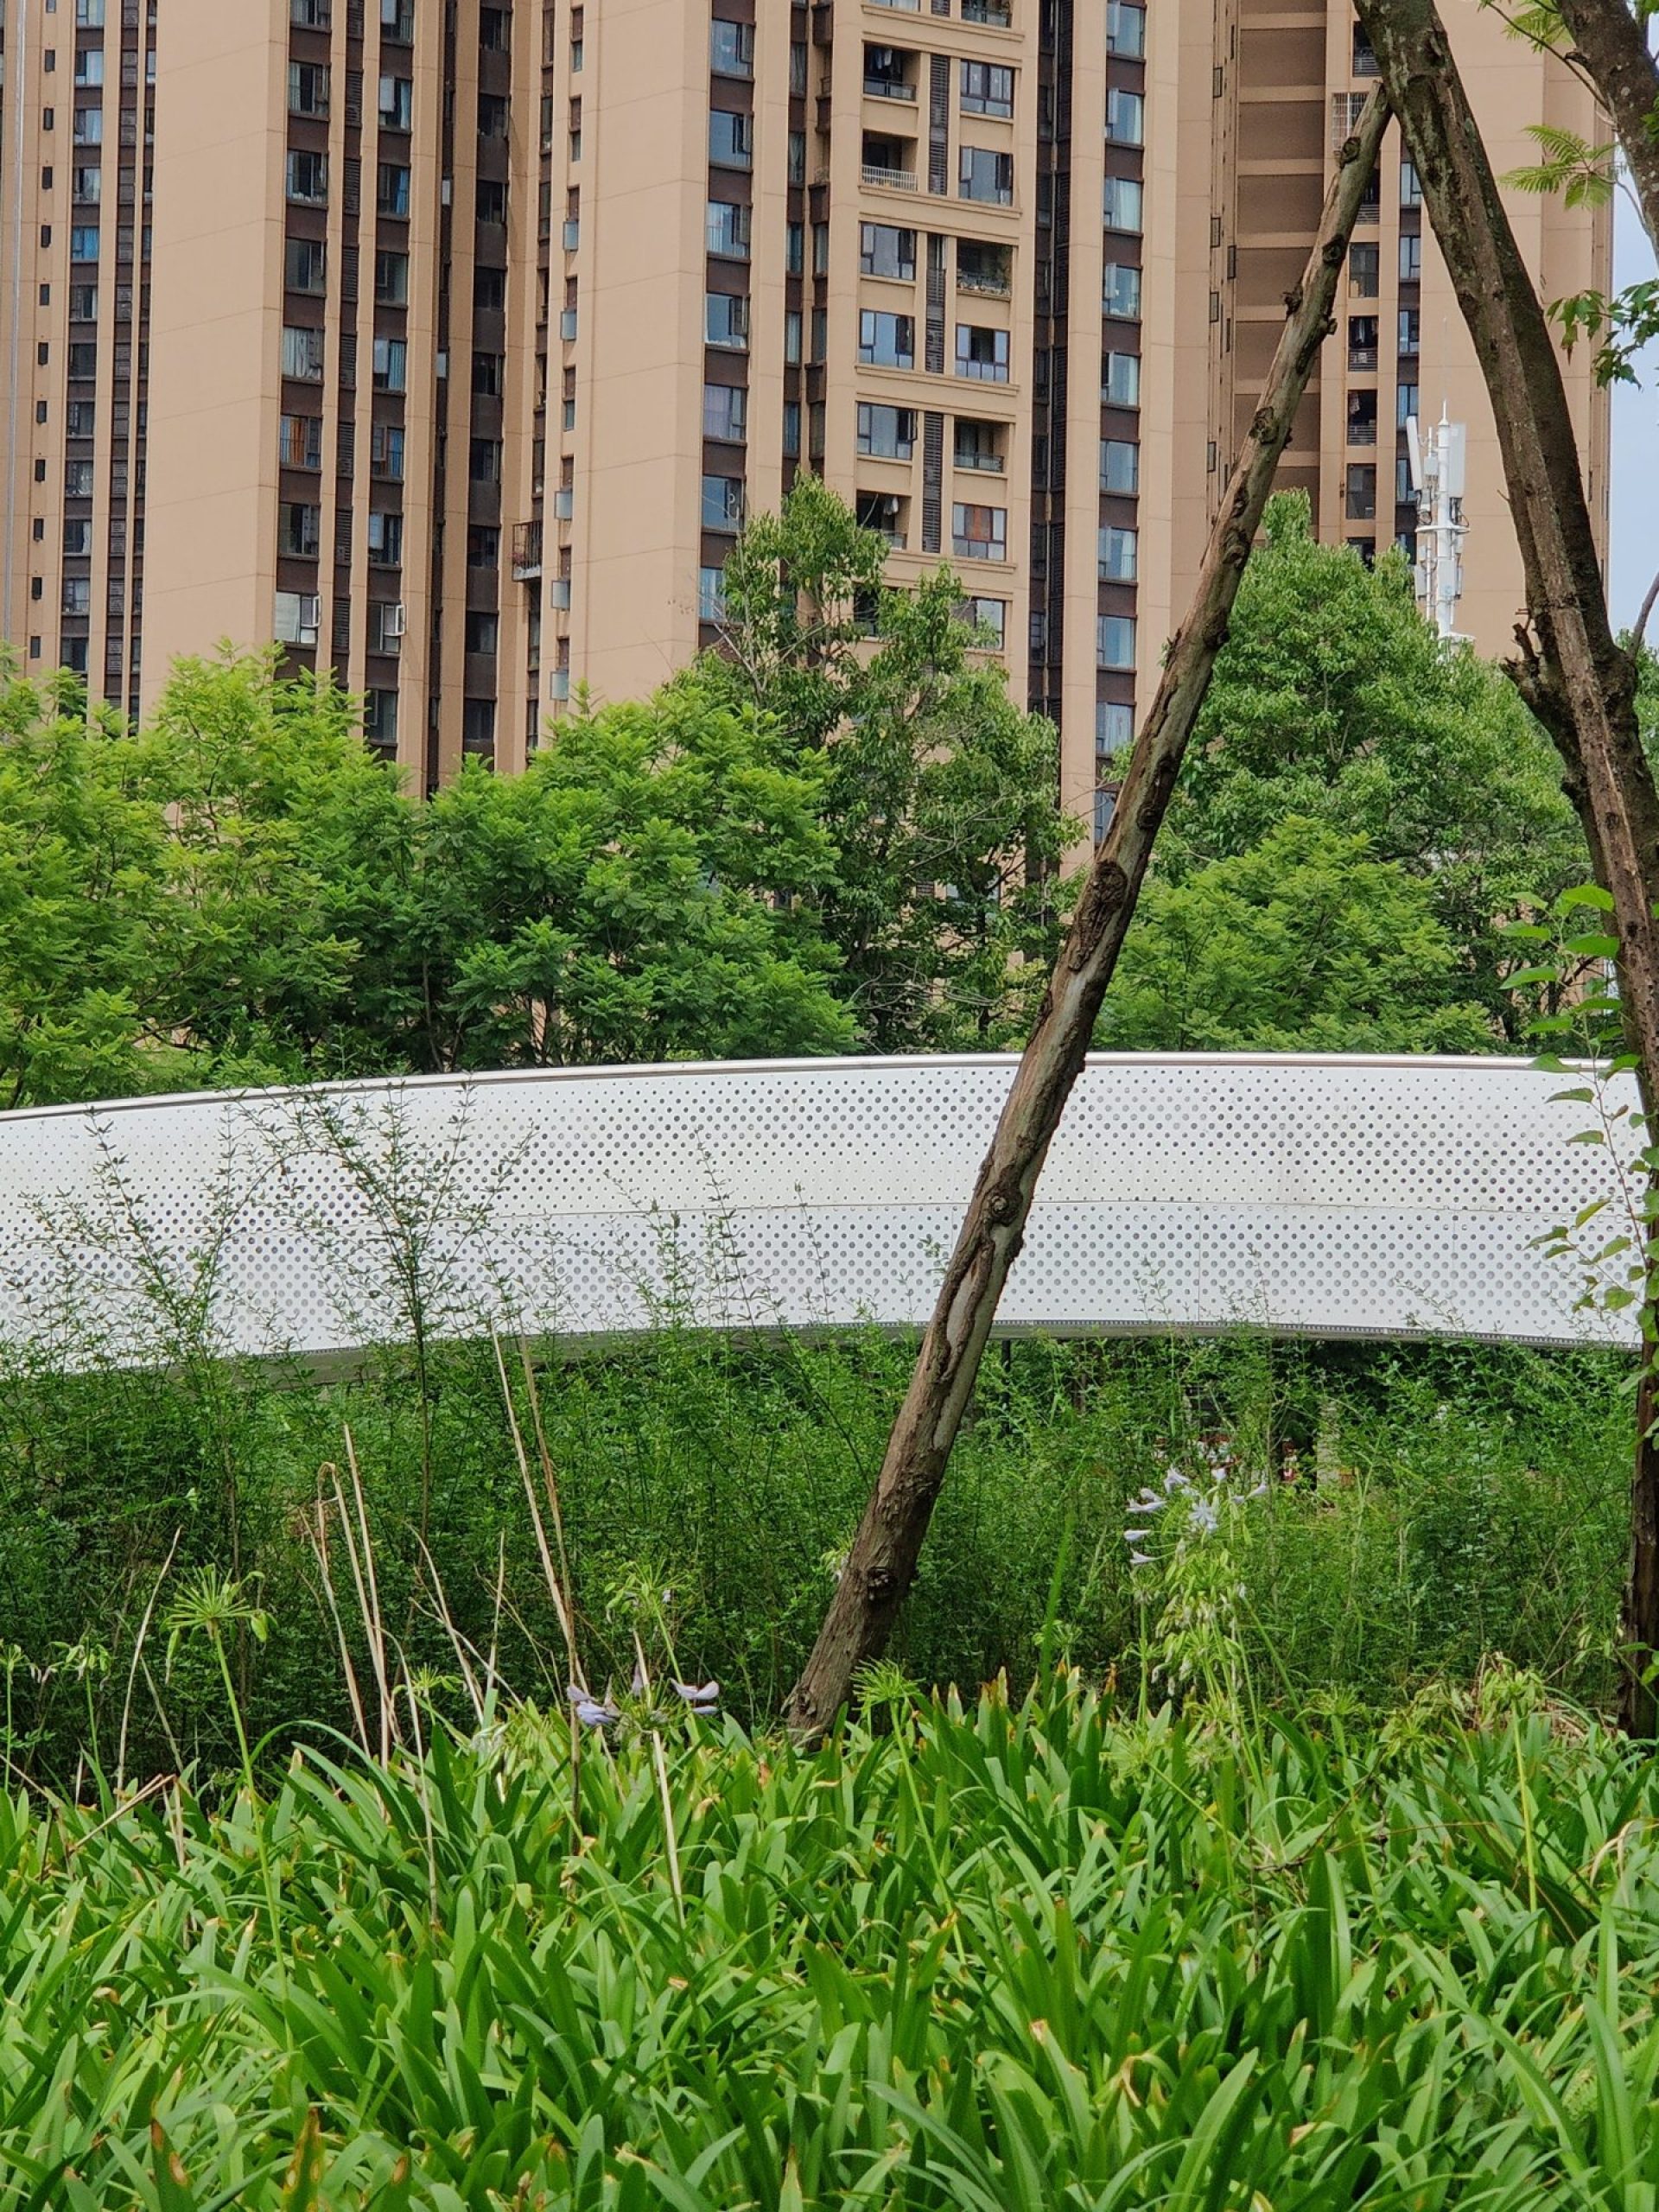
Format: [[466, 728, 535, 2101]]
[[0, 662, 180, 1109], [1101, 817, 1497, 1054], [1166, 495, 1586, 1035], [410, 675, 853, 1069], [702, 475, 1077, 1049]]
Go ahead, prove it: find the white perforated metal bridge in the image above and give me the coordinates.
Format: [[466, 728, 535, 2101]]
[[0, 1054, 1640, 1370]]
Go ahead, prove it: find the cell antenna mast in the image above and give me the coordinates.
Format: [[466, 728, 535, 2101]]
[[1406, 404, 1467, 643]]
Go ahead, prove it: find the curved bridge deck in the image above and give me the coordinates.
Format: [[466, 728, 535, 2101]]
[[0, 1053, 1637, 1370]]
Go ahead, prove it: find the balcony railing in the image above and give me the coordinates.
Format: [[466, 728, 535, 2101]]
[[1348, 345, 1377, 371], [1347, 422, 1377, 447], [954, 448, 1005, 472], [862, 162, 919, 190], [864, 76, 917, 99], [957, 266, 1011, 296], [962, 0, 1013, 22], [512, 522, 543, 580]]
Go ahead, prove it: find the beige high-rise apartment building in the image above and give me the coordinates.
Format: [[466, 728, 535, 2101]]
[[2, 0, 1610, 821]]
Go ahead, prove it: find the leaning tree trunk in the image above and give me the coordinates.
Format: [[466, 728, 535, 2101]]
[[784, 88, 1394, 1740], [1354, 0, 1659, 1734]]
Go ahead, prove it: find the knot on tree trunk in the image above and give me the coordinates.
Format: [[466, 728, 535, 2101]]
[[1066, 861, 1130, 962]]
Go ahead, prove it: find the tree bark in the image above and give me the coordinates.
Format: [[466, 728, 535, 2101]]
[[783, 88, 1394, 1740], [1355, 0, 1659, 1732], [1554, 0, 1659, 257]]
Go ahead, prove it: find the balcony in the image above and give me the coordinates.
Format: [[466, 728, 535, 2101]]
[[862, 162, 918, 191], [864, 73, 917, 99], [962, 0, 1012, 21], [512, 521, 543, 580]]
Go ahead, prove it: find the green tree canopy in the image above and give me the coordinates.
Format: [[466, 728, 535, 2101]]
[[1165, 494, 1586, 1037], [1101, 817, 1497, 1054], [700, 475, 1077, 1048]]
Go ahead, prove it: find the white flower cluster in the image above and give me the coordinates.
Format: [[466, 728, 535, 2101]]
[[1123, 1440, 1267, 1572]]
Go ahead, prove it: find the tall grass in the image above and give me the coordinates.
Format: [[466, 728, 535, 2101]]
[[0, 1316, 1634, 1785], [5, 1678, 1659, 2208]]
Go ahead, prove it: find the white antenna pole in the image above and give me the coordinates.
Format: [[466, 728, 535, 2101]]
[[1407, 404, 1468, 645]]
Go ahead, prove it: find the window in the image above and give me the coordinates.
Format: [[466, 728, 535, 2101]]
[[66, 401, 95, 436], [709, 111, 753, 169], [475, 266, 506, 312], [61, 576, 92, 617], [286, 149, 328, 205], [461, 700, 497, 753], [785, 310, 803, 364], [72, 164, 100, 202], [63, 519, 93, 556], [378, 162, 411, 218], [476, 177, 507, 224], [280, 412, 323, 468], [1103, 175, 1142, 232], [289, 60, 330, 116], [1103, 351, 1141, 406], [69, 225, 99, 260], [1399, 232, 1422, 283], [960, 60, 1013, 116], [65, 460, 95, 497], [1345, 462, 1376, 519], [814, 223, 830, 276], [954, 323, 1009, 381], [1103, 263, 1141, 319], [76, 0, 107, 20], [960, 596, 1007, 646], [1397, 381, 1419, 429], [859, 310, 914, 368], [282, 324, 325, 380], [365, 689, 398, 748], [959, 146, 1014, 205], [279, 501, 321, 557], [1348, 242, 1380, 297], [472, 350, 503, 395], [1098, 700, 1134, 757], [468, 525, 500, 566], [699, 565, 727, 622], [376, 250, 409, 304], [860, 222, 916, 280], [1097, 614, 1136, 669], [372, 335, 407, 391], [1395, 455, 1415, 505], [944, 419, 999, 475], [789, 130, 806, 185], [382, 0, 415, 39], [69, 283, 97, 320], [469, 437, 500, 483], [703, 382, 747, 440], [1399, 307, 1421, 355], [378, 75, 413, 130], [480, 5, 508, 48], [291, 0, 331, 24], [857, 403, 916, 459], [702, 474, 745, 531], [1106, 88, 1143, 144], [73, 49, 105, 86], [479, 92, 508, 137], [710, 19, 753, 75], [1353, 22, 1380, 73], [951, 503, 1006, 560], [783, 400, 802, 456], [1098, 524, 1137, 582], [367, 510, 404, 565], [1400, 158, 1421, 207], [372, 422, 405, 478], [73, 109, 103, 146], [274, 589, 320, 645], [67, 340, 98, 378], [705, 291, 749, 347], [1100, 437, 1139, 493], [1107, 1, 1146, 55], [465, 610, 499, 655], [707, 200, 751, 258], [957, 239, 1010, 296], [285, 236, 327, 294]]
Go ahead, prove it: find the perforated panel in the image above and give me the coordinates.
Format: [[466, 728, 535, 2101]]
[[0, 1054, 1638, 1369]]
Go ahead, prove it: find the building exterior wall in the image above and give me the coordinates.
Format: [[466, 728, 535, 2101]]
[[2, 0, 1611, 830]]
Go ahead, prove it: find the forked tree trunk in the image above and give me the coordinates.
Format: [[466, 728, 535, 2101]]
[[784, 89, 1394, 1740], [1353, 0, 1659, 1733]]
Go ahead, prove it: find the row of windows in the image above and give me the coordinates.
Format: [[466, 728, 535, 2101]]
[[283, 238, 409, 301], [855, 311, 1012, 378], [854, 405, 1004, 470], [281, 325, 408, 388], [1347, 237, 1423, 296], [289, 0, 414, 34]]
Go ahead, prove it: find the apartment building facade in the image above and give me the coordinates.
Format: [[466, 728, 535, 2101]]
[[2, 0, 1610, 820]]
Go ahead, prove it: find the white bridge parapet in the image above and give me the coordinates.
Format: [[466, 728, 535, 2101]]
[[0, 1053, 1639, 1370]]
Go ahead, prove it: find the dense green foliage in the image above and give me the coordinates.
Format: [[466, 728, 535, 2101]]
[[8, 1679, 1659, 2207], [1, 1313, 1629, 1789], [1119, 496, 1588, 1049]]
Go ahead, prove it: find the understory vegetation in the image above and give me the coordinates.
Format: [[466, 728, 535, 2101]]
[[9, 1675, 1659, 2207], [0, 1325, 1630, 1791]]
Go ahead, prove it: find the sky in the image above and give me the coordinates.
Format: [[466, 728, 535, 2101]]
[[1609, 192, 1659, 632]]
